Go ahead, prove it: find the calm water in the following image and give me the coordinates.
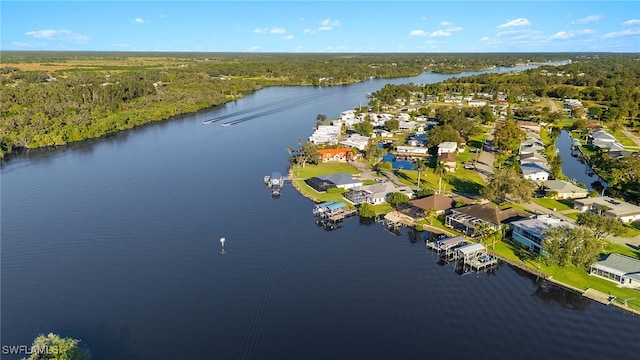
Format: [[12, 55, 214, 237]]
[[2, 66, 638, 360], [556, 130, 605, 190]]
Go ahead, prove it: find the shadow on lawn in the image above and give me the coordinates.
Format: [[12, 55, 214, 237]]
[[448, 176, 483, 196]]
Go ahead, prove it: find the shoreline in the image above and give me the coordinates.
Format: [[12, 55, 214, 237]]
[[290, 165, 640, 315]]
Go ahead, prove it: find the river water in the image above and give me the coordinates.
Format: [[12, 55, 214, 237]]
[[555, 130, 605, 190], [2, 65, 638, 359]]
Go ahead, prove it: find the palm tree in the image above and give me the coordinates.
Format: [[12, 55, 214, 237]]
[[433, 161, 448, 194], [415, 159, 426, 191], [423, 208, 437, 226]]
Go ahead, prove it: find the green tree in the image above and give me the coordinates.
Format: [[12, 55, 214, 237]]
[[493, 118, 525, 155], [480, 166, 533, 204], [542, 225, 600, 268], [384, 119, 399, 131], [416, 188, 435, 198], [576, 211, 626, 240], [433, 161, 448, 194], [316, 113, 327, 125], [28, 333, 90, 360], [415, 159, 427, 191], [354, 121, 373, 137], [358, 202, 376, 218], [387, 192, 410, 207], [423, 208, 437, 225], [427, 124, 459, 148]]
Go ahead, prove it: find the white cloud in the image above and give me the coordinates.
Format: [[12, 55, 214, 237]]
[[480, 37, 491, 42], [320, 18, 341, 27], [420, 16, 428, 21], [571, 15, 602, 25], [12, 41, 34, 48], [25, 29, 89, 43], [603, 29, 640, 38], [409, 30, 428, 37], [497, 18, 531, 28], [132, 17, 147, 24], [496, 29, 525, 37], [112, 43, 131, 48], [622, 19, 640, 26], [317, 18, 341, 31], [429, 30, 452, 38], [254, 27, 287, 35], [440, 21, 452, 26], [282, 35, 294, 40], [249, 46, 261, 51], [446, 26, 463, 32], [303, 29, 315, 34], [550, 29, 595, 40]]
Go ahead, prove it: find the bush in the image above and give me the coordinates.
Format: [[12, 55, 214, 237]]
[[416, 188, 435, 198], [358, 203, 376, 218]]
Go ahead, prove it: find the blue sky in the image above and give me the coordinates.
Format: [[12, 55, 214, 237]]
[[2, 1, 639, 52]]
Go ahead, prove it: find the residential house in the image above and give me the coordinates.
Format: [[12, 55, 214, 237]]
[[406, 194, 470, 217], [437, 152, 457, 172], [396, 146, 429, 156], [345, 182, 411, 205], [309, 125, 341, 145], [437, 141, 458, 155], [467, 99, 487, 107], [521, 163, 551, 181], [543, 180, 588, 199], [589, 253, 640, 289], [340, 133, 369, 151], [510, 215, 574, 255], [317, 173, 363, 190], [588, 130, 624, 152], [317, 148, 352, 163], [574, 196, 640, 223], [445, 203, 529, 235]]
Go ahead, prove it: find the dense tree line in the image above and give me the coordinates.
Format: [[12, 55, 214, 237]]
[[0, 52, 575, 158]]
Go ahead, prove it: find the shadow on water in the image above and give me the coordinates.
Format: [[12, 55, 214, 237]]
[[508, 264, 591, 311]]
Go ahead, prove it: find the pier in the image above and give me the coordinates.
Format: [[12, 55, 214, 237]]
[[313, 201, 357, 230], [427, 236, 498, 274]]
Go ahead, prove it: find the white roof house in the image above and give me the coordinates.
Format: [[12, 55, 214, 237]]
[[340, 133, 369, 151], [510, 215, 574, 254], [574, 197, 640, 223], [521, 163, 551, 181], [437, 141, 458, 155], [588, 130, 624, 152], [590, 253, 640, 289], [468, 99, 487, 107], [543, 180, 588, 199], [396, 146, 429, 155], [309, 125, 341, 145]]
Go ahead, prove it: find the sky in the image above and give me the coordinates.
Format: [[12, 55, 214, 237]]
[[1, 1, 639, 53]]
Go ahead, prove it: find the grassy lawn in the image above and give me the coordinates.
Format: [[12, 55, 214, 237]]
[[372, 203, 393, 215], [604, 242, 640, 259], [612, 130, 639, 147], [531, 198, 573, 211], [563, 211, 581, 220], [294, 180, 350, 204], [293, 163, 360, 179], [492, 240, 640, 311], [395, 167, 485, 196]]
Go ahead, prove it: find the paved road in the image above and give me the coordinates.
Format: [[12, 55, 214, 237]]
[[622, 127, 640, 148]]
